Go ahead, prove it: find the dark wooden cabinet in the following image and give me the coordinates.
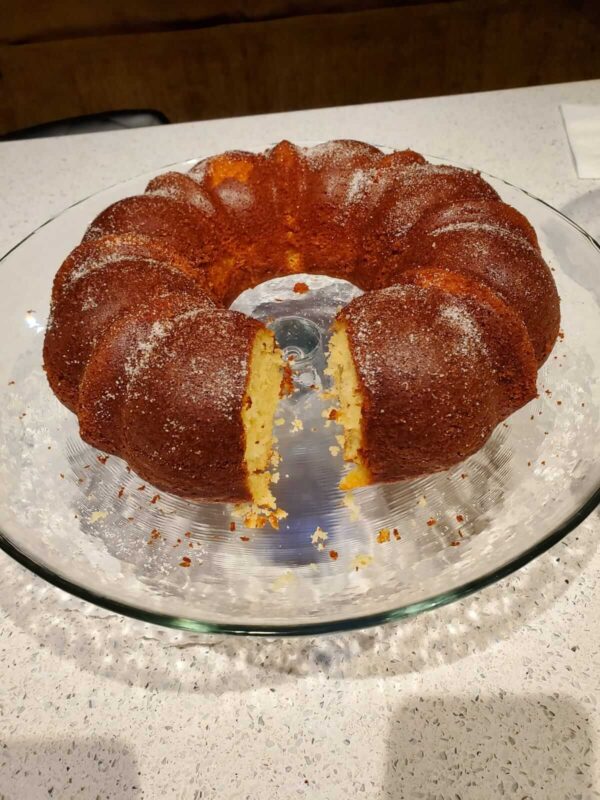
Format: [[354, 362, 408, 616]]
[[1, 0, 599, 136]]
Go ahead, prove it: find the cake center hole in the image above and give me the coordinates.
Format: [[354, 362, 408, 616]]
[[269, 316, 322, 366]]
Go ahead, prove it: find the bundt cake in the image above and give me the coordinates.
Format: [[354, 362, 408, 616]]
[[43, 140, 560, 506], [327, 268, 538, 490], [92, 307, 283, 506]]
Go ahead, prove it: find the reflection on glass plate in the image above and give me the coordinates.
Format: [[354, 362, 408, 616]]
[[0, 147, 598, 634]]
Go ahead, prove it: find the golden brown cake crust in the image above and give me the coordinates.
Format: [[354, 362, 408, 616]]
[[43, 234, 213, 411], [145, 172, 217, 214], [338, 275, 538, 483], [408, 197, 539, 248], [78, 291, 214, 455], [82, 194, 221, 273], [43, 140, 561, 503], [120, 309, 263, 502], [399, 221, 560, 365]]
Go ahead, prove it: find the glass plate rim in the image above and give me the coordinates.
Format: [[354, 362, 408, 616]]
[[1, 141, 599, 636]]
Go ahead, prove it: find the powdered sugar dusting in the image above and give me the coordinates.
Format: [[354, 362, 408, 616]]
[[66, 253, 166, 287], [432, 221, 536, 251], [148, 181, 215, 215], [438, 303, 487, 357], [81, 295, 98, 311], [342, 283, 492, 397], [301, 140, 381, 168], [383, 163, 498, 237], [126, 308, 254, 424], [125, 319, 171, 381], [345, 169, 372, 204], [215, 182, 253, 211]]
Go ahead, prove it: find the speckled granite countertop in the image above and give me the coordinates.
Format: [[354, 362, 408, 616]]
[[1, 80, 599, 800]]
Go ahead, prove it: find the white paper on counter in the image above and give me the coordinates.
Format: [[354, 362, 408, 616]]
[[561, 103, 600, 179]]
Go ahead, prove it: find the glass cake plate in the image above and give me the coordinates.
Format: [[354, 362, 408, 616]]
[[0, 144, 598, 635]]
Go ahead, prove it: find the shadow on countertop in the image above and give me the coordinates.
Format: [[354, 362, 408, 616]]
[[560, 189, 600, 243], [0, 737, 141, 799], [0, 514, 597, 697], [384, 693, 594, 800]]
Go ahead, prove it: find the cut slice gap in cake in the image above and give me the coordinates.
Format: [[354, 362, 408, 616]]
[[325, 320, 372, 491], [241, 327, 287, 509]]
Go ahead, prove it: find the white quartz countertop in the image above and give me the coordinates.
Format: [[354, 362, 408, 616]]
[[1, 80, 599, 800]]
